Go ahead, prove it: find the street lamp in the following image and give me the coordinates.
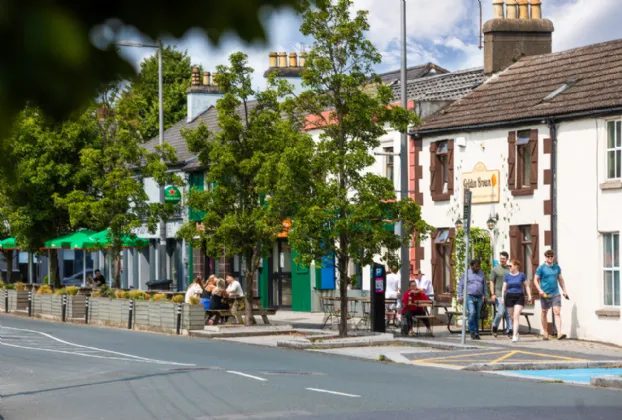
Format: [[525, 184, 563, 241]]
[[486, 214, 499, 231], [117, 39, 167, 284], [454, 218, 464, 231]]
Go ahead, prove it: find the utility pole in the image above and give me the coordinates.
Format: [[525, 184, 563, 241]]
[[157, 39, 167, 283], [399, 0, 410, 293], [461, 189, 472, 345]]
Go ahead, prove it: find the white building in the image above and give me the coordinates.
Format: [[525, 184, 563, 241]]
[[411, 1, 622, 345]]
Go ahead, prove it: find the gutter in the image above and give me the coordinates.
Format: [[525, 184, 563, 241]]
[[409, 106, 622, 137], [547, 118, 558, 253]]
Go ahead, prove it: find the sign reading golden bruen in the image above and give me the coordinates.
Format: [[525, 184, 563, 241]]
[[461, 162, 500, 204]]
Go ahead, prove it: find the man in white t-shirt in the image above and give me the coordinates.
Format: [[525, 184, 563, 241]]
[[414, 269, 434, 299], [225, 275, 244, 297], [385, 266, 401, 320]]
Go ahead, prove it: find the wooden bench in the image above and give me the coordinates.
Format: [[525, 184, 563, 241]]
[[205, 307, 278, 325]]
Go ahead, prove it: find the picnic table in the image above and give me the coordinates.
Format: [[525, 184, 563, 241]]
[[206, 296, 277, 325]]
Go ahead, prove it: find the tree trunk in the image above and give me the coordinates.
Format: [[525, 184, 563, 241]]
[[338, 249, 349, 337], [4, 250, 13, 283], [243, 251, 256, 326], [50, 249, 60, 288], [113, 251, 121, 289]]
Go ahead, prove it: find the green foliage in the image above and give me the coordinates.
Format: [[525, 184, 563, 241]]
[[54, 288, 68, 295], [0, 280, 4, 289], [128, 46, 197, 140], [453, 228, 493, 281], [151, 293, 168, 302], [128, 290, 146, 301], [4, 283, 15, 290], [171, 294, 185, 304], [43, 275, 49, 285], [14, 282, 25, 291], [66, 286, 79, 296], [177, 51, 313, 325], [0, 0, 310, 141], [285, 0, 431, 336], [189, 296, 201, 305], [36, 285, 53, 295]]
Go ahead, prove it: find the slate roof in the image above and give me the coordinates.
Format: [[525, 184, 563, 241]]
[[414, 39, 622, 134], [377, 62, 450, 83], [391, 67, 487, 102]]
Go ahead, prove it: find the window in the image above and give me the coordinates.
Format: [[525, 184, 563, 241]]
[[430, 140, 454, 201], [603, 233, 620, 307], [510, 224, 539, 296], [508, 129, 538, 195], [433, 228, 454, 296], [607, 121, 621, 179], [384, 147, 394, 182]]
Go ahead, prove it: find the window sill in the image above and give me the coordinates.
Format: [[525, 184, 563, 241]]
[[511, 188, 534, 197], [600, 180, 622, 190], [595, 308, 620, 318], [431, 193, 451, 202]]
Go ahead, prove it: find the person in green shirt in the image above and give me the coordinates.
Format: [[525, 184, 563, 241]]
[[490, 251, 511, 338]]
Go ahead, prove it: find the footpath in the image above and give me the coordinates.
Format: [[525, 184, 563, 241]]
[[189, 310, 622, 389]]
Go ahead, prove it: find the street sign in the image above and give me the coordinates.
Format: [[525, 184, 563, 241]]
[[463, 188, 471, 223], [164, 185, 182, 204]]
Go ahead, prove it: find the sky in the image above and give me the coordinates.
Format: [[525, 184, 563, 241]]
[[117, 0, 622, 91]]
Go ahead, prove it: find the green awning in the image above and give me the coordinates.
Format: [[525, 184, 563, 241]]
[[74, 229, 149, 250], [43, 230, 98, 250], [0, 237, 19, 250]]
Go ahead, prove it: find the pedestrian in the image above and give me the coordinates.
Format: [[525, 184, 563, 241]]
[[534, 249, 569, 340], [501, 260, 532, 342], [385, 266, 401, 324], [93, 270, 106, 288], [414, 269, 434, 300], [457, 259, 488, 340], [490, 251, 512, 338], [185, 276, 204, 304], [400, 280, 433, 337]]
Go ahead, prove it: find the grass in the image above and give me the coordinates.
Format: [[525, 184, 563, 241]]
[[543, 379, 564, 384]]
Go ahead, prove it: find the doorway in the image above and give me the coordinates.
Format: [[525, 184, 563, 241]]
[[269, 239, 292, 308]]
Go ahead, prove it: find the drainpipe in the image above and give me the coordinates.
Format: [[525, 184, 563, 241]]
[[547, 118, 558, 253]]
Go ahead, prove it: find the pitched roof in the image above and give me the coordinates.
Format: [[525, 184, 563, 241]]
[[377, 62, 450, 83], [414, 38, 622, 134], [392, 67, 487, 102]]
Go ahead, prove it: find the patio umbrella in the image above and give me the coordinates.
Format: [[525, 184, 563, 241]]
[[0, 237, 19, 250], [42, 230, 98, 287], [80, 229, 149, 249]]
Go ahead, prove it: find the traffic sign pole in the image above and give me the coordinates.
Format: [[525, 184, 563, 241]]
[[461, 189, 472, 346]]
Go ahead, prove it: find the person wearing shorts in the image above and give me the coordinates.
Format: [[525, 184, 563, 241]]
[[534, 249, 569, 340], [501, 260, 532, 343]]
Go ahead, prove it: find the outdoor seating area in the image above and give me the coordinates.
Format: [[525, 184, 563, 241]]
[[205, 296, 278, 326]]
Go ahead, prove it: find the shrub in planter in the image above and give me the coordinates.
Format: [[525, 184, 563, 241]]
[[172, 294, 184, 304], [37, 285, 53, 295], [15, 282, 26, 291], [66, 286, 79, 296], [128, 290, 146, 301], [54, 288, 68, 295], [4, 283, 15, 290], [151, 293, 168, 302], [114, 289, 130, 299], [91, 290, 101, 297], [189, 296, 200, 305], [0, 280, 4, 289]]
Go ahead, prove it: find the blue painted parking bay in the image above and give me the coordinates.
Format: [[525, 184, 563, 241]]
[[505, 368, 622, 384]]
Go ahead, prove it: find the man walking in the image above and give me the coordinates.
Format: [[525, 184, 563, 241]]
[[457, 259, 488, 340], [534, 249, 569, 340], [490, 252, 512, 338]]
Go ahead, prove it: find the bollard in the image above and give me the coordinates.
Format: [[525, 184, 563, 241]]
[[61, 294, 67, 322], [128, 299, 134, 330], [85, 295, 89, 324], [4, 289, 8, 313], [28, 291, 32, 317], [176, 303, 182, 335]]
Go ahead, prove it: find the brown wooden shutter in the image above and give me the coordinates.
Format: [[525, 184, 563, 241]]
[[448, 228, 456, 293], [530, 129, 539, 190], [508, 132, 516, 191], [447, 140, 455, 195], [430, 143, 437, 194], [530, 224, 540, 297], [431, 230, 441, 297], [510, 225, 521, 265]]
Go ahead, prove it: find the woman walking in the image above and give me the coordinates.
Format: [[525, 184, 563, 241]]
[[501, 260, 533, 342]]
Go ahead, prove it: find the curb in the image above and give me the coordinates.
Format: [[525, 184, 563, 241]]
[[591, 375, 622, 389], [394, 338, 482, 351], [188, 325, 299, 339], [464, 360, 622, 371], [276, 335, 482, 350]]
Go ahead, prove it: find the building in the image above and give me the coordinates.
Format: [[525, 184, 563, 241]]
[[410, 0, 622, 345]]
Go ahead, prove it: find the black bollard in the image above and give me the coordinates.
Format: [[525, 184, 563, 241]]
[[28, 291, 32, 317], [176, 303, 182, 335], [128, 299, 134, 330], [61, 295, 67, 322], [85, 295, 89, 324], [4, 289, 8, 313]]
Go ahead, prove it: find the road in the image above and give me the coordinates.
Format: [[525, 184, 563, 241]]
[[1, 315, 621, 420]]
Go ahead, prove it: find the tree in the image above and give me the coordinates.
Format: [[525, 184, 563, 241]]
[[286, 0, 432, 336], [55, 85, 181, 288], [0, 201, 15, 283], [0, 0, 312, 141], [129, 46, 197, 140], [0, 106, 101, 287], [177, 52, 313, 325]]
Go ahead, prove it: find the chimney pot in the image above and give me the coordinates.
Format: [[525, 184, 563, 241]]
[[278, 52, 287, 68], [191, 67, 201, 86], [299, 52, 307, 67], [212, 73, 218, 87], [269, 52, 278, 68], [289, 52, 298, 67], [493, 0, 505, 18], [518, 0, 529, 19], [506, 0, 518, 19], [203, 72, 211, 86], [530, 0, 542, 19]]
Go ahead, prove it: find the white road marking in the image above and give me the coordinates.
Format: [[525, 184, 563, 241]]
[[0, 326, 195, 366], [305, 388, 360, 398], [226, 371, 267, 381]]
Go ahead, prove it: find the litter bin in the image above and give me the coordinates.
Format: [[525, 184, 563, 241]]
[[146, 279, 173, 291]]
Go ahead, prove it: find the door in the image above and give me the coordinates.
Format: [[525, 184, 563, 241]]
[[269, 239, 293, 308]]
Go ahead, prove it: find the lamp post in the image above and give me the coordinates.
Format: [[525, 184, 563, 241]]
[[398, 0, 410, 293], [117, 40, 167, 284], [454, 218, 464, 231], [487, 213, 498, 266]]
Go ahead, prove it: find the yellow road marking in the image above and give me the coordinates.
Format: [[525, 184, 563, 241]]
[[412, 349, 589, 365], [512, 350, 587, 362], [490, 350, 517, 364], [413, 350, 508, 363]]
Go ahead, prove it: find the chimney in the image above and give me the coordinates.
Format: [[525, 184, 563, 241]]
[[186, 67, 224, 123], [278, 52, 287, 68], [483, 0, 554, 74], [263, 51, 306, 96], [269, 52, 278, 68], [289, 52, 298, 67], [299, 52, 307, 67]]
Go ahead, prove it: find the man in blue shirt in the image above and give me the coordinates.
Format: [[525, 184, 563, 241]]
[[457, 259, 488, 340], [534, 249, 569, 340]]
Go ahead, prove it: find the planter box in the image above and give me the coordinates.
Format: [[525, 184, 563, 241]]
[[7, 290, 29, 312], [89, 297, 131, 327], [31, 294, 86, 320]]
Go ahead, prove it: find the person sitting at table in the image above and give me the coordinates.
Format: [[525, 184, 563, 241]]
[[225, 275, 244, 297], [200, 275, 216, 311], [207, 278, 229, 325], [185, 276, 204, 304], [414, 269, 434, 300], [401, 280, 433, 337]]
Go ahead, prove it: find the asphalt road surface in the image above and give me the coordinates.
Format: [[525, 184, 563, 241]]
[[1, 315, 621, 420]]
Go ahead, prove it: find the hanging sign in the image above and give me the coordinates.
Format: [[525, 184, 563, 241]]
[[164, 186, 182, 204], [461, 162, 500, 204]]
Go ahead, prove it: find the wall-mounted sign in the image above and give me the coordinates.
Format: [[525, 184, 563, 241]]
[[461, 162, 500, 204], [164, 185, 182, 204]]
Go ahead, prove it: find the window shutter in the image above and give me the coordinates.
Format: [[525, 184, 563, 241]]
[[508, 132, 516, 191], [448, 228, 456, 293], [431, 230, 441, 295], [510, 225, 521, 265], [530, 224, 540, 297], [447, 140, 455, 195], [430, 143, 438, 194], [530, 129, 539, 189]]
